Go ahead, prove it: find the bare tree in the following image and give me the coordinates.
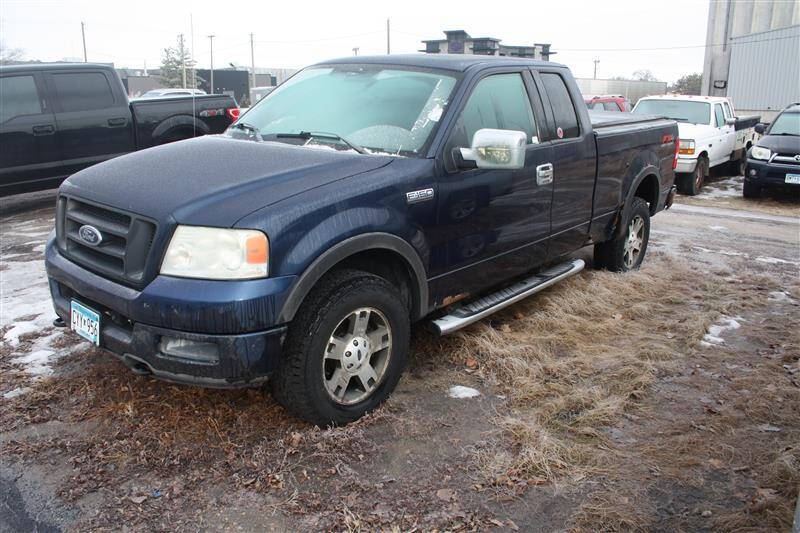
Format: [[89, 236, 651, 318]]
[[0, 40, 24, 64]]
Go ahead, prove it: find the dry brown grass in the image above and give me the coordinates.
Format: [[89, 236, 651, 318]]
[[441, 252, 753, 484]]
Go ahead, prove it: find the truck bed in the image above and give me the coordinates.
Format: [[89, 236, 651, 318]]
[[589, 111, 679, 226]]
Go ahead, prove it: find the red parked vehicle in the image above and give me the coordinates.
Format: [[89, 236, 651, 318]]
[[584, 95, 632, 112]]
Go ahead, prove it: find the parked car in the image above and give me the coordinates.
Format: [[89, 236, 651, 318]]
[[136, 88, 208, 99], [585, 94, 631, 112], [633, 94, 759, 195], [743, 102, 800, 198], [46, 55, 678, 425], [0, 63, 239, 196]]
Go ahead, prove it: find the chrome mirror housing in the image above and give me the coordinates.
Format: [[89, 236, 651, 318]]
[[459, 128, 526, 170]]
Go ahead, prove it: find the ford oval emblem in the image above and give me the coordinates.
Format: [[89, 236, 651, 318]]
[[78, 225, 103, 246]]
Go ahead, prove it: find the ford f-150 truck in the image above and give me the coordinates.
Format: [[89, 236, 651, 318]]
[[45, 55, 678, 425], [0, 63, 239, 196], [633, 94, 759, 195]]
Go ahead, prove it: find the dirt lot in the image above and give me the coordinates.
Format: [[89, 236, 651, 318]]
[[2, 177, 799, 532]]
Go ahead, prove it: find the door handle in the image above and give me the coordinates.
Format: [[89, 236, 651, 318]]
[[107, 117, 127, 127], [32, 124, 55, 136], [536, 163, 553, 185]]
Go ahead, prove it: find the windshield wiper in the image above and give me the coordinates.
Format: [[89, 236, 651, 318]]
[[230, 122, 259, 134], [276, 131, 367, 154]]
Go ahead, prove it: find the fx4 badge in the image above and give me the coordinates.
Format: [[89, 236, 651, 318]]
[[406, 188, 434, 204]]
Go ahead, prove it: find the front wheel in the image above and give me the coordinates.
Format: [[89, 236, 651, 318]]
[[679, 156, 707, 196], [594, 197, 651, 272], [270, 269, 410, 426]]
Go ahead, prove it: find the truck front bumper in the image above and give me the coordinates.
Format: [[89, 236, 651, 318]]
[[675, 156, 697, 174], [45, 237, 295, 388]]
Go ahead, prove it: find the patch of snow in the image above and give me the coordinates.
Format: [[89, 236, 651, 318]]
[[755, 256, 798, 266], [693, 246, 746, 258], [702, 316, 742, 346], [768, 291, 797, 304], [448, 385, 481, 399], [694, 177, 743, 199], [3, 387, 31, 399], [12, 349, 56, 375], [708, 225, 727, 231]]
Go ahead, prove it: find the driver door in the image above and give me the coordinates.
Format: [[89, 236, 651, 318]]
[[428, 70, 554, 305]]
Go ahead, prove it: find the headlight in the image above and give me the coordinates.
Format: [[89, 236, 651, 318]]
[[750, 146, 771, 161], [161, 226, 268, 280], [678, 139, 695, 155]]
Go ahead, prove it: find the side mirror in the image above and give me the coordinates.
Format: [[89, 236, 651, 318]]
[[754, 123, 767, 135], [457, 128, 526, 170], [725, 117, 737, 126]]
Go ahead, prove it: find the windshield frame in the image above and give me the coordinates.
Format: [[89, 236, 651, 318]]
[[633, 99, 711, 125], [768, 111, 800, 136], [238, 62, 464, 158]]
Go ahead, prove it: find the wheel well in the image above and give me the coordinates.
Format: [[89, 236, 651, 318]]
[[633, 174, 659, 215], [158, 126, 198, 145], [333, 249, 418, 317]]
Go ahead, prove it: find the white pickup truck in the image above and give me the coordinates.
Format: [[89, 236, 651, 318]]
[[633, 95, 759, 195]]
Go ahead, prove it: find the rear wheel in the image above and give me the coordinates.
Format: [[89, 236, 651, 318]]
[[594, 197, 650, 272], [270, 269, 410, 426]]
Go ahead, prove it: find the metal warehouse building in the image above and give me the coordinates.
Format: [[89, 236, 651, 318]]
[[701, 0, 800, 121]]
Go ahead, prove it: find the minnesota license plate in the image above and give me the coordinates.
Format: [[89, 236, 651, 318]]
[[786, 173, 800, 185], [71, 300, 100, 345]]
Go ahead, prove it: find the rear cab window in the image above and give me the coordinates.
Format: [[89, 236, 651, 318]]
[[714, 104, 725, 127], [539, 72, 580, 139], [0, 75, 43, 123], [52, 72, 116, 112]]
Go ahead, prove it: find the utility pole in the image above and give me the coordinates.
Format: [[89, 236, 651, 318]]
[[81, 22, 87, 62], [593, 58, 600, 80], [352, 47, 359, 56], [179, 33, 187, 88], [250, 33, 256, 89], [208, 34, 215, 94], [386, 18, 390, 54]]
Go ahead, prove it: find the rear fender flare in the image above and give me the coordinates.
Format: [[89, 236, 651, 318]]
[[615, 164, 660, 237], [152, 115, 209, 142]]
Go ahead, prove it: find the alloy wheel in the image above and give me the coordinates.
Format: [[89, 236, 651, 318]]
[[623, 215, 645, 269]]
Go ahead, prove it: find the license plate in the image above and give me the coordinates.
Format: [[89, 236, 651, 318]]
[[71, 300, 100, 345], [786, 174, 800, 185]]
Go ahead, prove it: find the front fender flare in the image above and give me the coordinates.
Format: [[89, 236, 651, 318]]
[[278, 232, 428, 323]]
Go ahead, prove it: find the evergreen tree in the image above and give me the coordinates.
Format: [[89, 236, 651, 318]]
[[159, 35, 204, 88]]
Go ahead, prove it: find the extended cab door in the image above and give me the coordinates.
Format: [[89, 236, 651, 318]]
[[714, 102, 736, 164], [0, 71, 62, 194], [532, 69, 598, 260], [44, 69, 135, 176], [429, 69, 554, 303]]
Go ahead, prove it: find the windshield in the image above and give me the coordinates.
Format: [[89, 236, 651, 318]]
[[769, 112, 800, 136], [634, 99, 711, 124], [234, 65, 458, 156]]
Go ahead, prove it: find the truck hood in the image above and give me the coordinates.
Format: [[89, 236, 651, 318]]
[[756, 134, 800, 155], [676, 122, 716, 141], [60, 135, 394, 227]]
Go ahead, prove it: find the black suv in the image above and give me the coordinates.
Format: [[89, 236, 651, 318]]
[[744, 103, 800, 198]]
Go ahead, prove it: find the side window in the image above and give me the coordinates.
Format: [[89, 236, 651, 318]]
[[540, 72, 580, 139], [0, 75, 42, 123], [603, 102, 619, 112], [589, 102, 604, 110], [714, 104, 725, 127], [457, 73, 538, 146], [53, 72, 115, 112], [722, 102, 732, 118]]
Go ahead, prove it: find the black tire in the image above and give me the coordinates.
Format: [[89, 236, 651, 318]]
[[594, 197, 651, 272], [743, 179, 761, 199], [681, 155, 707, 196], [270, 269, 410, 426], [729, 154, 746, 176]]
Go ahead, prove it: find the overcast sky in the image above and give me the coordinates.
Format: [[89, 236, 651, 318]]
[[1, 0, 710, 83]]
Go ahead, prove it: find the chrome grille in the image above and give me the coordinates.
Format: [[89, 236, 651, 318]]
[[57, 196, 157, 286], [772, 154, 800, 165]]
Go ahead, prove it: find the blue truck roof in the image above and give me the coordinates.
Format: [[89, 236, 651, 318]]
[[315, 53, 566, 72]]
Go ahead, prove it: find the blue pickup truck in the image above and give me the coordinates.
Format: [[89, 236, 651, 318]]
[[46, 55, 678, 425]]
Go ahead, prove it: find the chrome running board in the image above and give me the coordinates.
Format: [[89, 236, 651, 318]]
[[431, 259, 585, 335]]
